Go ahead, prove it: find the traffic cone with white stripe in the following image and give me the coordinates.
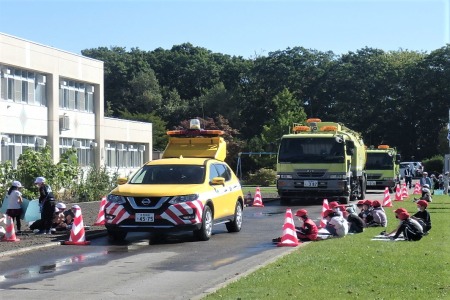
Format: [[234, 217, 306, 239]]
[[401, 183, 408, 199], [63, 205, 91, 245], [319, 199, 329, 228], [93, 196, 107, 226], [1, 215, 20, 242], [277, 208, 299, 247], [383, 187, 393, 207], [413, 182, 421, 195], [252, 187, 264, 207], [394, 184, 403, 201]]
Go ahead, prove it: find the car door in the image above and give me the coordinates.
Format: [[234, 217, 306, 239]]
[[209, 162, 235, 218]]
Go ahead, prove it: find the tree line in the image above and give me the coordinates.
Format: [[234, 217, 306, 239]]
[[81, 44, 450, 174]]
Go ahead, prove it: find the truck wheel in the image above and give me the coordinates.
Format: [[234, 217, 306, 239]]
[[226, 201, 243, 233], [357, 178, 366, 200], [194, 205, 213, 241]]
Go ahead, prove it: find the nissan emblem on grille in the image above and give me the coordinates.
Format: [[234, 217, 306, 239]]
[[141, 198, 151, 205]]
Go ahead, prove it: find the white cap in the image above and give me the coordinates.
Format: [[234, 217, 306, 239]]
[[12, 181, 22, 188], [422, 188, 430, 193], [34, 177, 45, 184], [56, 203, 66, 210], [422, 184, 429, 188]]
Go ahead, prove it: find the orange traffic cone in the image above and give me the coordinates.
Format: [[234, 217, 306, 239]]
[[252, 187, 264, 207], [93, 196, 107, 226], [63, 205, 91, 245], [401, 183, 408, 199], [277, 208, 299, 247], [319, 199, 329, 228], [383, 187, 393, 207], [1, 215, 20, 242], [413, 182, 421, 195], [394, 184, 403, 201]]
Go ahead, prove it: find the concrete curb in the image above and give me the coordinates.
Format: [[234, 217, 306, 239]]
[[0, 231, 108, 259]]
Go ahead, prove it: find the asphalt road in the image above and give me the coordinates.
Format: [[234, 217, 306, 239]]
[[0, 190, 386, 299]]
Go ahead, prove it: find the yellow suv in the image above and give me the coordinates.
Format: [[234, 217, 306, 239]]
[[105, 120, 244, 242]]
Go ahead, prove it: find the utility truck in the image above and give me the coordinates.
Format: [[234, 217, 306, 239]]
[[276, 118, 367, 204], [365, 145, 401, 193]]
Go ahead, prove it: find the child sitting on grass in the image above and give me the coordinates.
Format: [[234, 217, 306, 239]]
[[366, 200, 387, 228], [411, 200, 431, 235], [323, 209, 348, 238], [294, 209, 319, 241], [390, 211, 423, 241]]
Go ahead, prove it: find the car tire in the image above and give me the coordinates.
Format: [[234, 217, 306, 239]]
[[226, 201, 243, 233], [107, 229, 127, 242], [194, 205, 213, 241]]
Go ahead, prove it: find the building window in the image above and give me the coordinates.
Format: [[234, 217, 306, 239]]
[[59, 79, 94, 113], [0, 66, 47, 106], [1, 135, 46, 168], [60, 138, 94, 167], [105, 141, 144, 169]]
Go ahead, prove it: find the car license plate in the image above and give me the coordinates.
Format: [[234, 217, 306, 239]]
[[367, 181, 376, 186], [135, 213, 154, 222], [304, 180, 318, 187]]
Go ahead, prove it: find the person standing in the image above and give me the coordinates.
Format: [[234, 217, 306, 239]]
[[6, 181, 23, 233], [404, 168, 413, 189], [444, 171, 450, 195], [419, 172, 432, 190], [35, 177, 55, 235]]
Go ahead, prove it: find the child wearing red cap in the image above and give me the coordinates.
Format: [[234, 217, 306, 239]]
[[366, 200, 387, 228], [328, 201, 343, 217], [390, 211, 423, 241], [383, 208, 408, 237], [323, 209, 348, 237], [294, 209, 319, 241], [411, 200, 431, 234], [359, 200, 373, 226]]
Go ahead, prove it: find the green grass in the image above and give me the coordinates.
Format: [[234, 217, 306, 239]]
[[242, 185, 278, 195], [205, 195, 450, 299]]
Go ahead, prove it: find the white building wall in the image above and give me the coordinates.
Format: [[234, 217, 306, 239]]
[[0, 32, 152, 176]]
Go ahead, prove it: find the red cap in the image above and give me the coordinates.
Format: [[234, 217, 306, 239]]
[[416, 200, 428, 208], [295, 209, 308, 217], [372, 200, 381, 208], [329, 201, 339, 209], [323, 209, 334, 217], [363, 200, 372, 206], [357, 200, 365, 205], [394, 208, 407, 214], [398, 212, 410, 220]]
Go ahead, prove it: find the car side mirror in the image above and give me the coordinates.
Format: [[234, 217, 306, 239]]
[[117, 177, 128, 185], [210, 177, 225, 186]]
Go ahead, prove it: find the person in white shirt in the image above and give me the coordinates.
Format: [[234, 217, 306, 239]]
[[323, 209, 348, 237], [6, 180, 23, 233]]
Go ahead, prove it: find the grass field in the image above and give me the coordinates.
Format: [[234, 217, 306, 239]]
[[205, 194, 450, 299]]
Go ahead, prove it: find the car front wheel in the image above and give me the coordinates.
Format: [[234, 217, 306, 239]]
[[226, 201, 243, 233], [194, 205, 213, 241]]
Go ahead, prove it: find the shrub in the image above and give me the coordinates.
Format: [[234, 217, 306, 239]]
[[423, 155, 444, 175], [245, 168, 276, 186]]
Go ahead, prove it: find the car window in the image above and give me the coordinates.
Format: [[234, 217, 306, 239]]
[[209, 163, 231, 182]]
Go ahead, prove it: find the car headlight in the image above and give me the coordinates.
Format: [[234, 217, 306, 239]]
[[107, 194, 126, 204], [169, 194, 199, 204], [330, 174, 346, 179]]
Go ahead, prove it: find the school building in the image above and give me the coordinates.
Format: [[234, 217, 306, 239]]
[[0, 32, 153, 177]]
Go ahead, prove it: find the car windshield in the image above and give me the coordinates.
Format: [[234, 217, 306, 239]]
[[278, 137, 345, 163], [366, 153, 394, 170], [129, 165, 206, 184]]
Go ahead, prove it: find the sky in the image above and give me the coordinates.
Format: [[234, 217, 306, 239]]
[[0, 0, 448, 58]]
